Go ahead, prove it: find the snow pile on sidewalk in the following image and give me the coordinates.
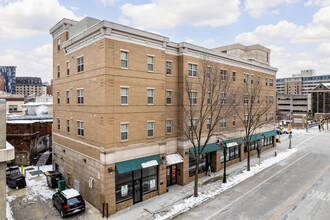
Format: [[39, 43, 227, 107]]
[[155, 148, 297, 220], [24, 165, 55, 201], [6, 186, 15, 220]]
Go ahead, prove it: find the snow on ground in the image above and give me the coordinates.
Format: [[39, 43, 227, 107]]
[[6, 186, 15, 220], [155, 148, 298, 220]]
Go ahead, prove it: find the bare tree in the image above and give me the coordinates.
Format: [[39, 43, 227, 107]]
[[181, 58, 233, 197], [233, 79, 273, 171]]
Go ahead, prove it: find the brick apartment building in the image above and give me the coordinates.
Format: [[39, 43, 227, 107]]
[[16, 76, 42, 97], [50, 17, 277, 215]]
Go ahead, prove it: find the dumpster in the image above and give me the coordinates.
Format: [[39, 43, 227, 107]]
[[6, 173, 26, 189], [58, 179, 66, 192], [6, 166, 20, 177], [45, 171, 63, 188]]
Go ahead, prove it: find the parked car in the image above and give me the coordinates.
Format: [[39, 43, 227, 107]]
[[281, 128, 292, 134], [52, 189, 85, 218]]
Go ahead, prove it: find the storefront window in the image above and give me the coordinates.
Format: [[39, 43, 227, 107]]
[[115, 171, 133, 203], [221, 145, 240, 162], [245, 141, 258, 152], [189, 152, 206, 177], [142, 166, 158, 194], [263, 136, 273, 146]]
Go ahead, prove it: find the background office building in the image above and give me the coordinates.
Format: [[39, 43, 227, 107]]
[[276, 69, 330, 95], [16, 77, 43, 97], [0, 66, 16, 94], [50, 17, 277, 216]]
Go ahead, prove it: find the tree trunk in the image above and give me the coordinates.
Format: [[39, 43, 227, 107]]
[[194, 156, 200, 197], [247, 141, 251, 171]]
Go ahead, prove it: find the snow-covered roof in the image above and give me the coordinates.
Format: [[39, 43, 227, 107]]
[[61, 188, 80, 199], [22, 102, 53, 106], [6, 119, 53, 124], [166, 153, 184, 166], [226, 142, 238, 148], [141, 160, 158, 168], [7, 114, 52, 121]]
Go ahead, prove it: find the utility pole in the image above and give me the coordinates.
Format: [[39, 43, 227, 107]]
[[289, 93, 292, 149]]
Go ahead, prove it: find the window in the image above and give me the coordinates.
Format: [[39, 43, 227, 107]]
[[57, 38, 60, 51], [232, 94, 236, 105], [244, 74, 249, 84], [220, 117, 226, 128], [166, 90, 172, 105], [77, 89, 84, 104], [257, 114, 260, 123], [188, 119, 197, 132], [77, 56, 84, 73], [270, 96, 274, 104], [265, 77, 268, 86], [257, 76, 260, 85], [77, 121, 84, 137], [66, 61, 70, 76], [121, 88, 128, 105], [244, 114, 248, 125], [265, 113, 268, 121], [221, 144, 240, 162], [147, 56, 154, 72], [188, 63, 197, 77], [57, 65, 60, 78], [67, 119, 70, 133], [207, 92, 211, 105], [220, 69, 227, 81], [270, 113, 274, 121], [121, 123, 128, 141], [57, 118, 60, 130], [188, 91, 197, 105], [121, 51, 128, 68], [257, 95, 260, 105], [189, 152, 206, 176], [166, 119, 172, 134], [206, 118, 211, 130], [147, 121, 154, 137], [251, 75, 254, 84], [57, 91, 60, 104], [232, 115, 236, 127], [232, 71, 236, 82], [244, 94, 249, 105], [166, 61, 172, 75], [221, 93, 227, 104], [265, 96, 268, 104], [207, 66, 212, 78], [8, 105, 17, 111], [147, 89, 154, 104], [270, 78, 273, 87], [115, 171, 133, 203], [66, 90, 70, 104]]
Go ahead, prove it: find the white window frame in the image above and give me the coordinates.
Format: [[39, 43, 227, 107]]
[[188, 91, 197, 105], [257, 75, 260, 85], [265, 77, 268, 86], [244, 73, 249, 84], [220, 117, 227, 128], [220, 69, 227, 81], [121, 50, 128, 69], [147, 55, 154, 72], [57, 65, 60, 78], [66, 90, 70, 105], [166, 89, 172, 105], [57, 91, 60, 104], [270, 95, 274, 104], [221, 93, 227, 105], [206, 118, 211, 130], [120, 122, 129, 142], [232, 115, 236, 127], [232, 71, 236, 82], [77, 88, 84, 104], [57, 117, 60, 130], [188, 118, 198, 132], [166, 119, 172, 134], [166, 60, 172, 76], [270, 78, 274, 87], [244, 94, 249, 105], [147, 120, 154, 138], [244, 114, 248, 125], [270, 112, 274, 121], [77, 120, 84, 137], [57, 38, 60, 51], [66, 61, 70, 76], [207, 66, 212, 78], [251, 74, 254, 84], [120, 86, 129, 105], [147, 88, 154, 105], [77, 56, 84, 73], [188, 63, 197, 77], [66, 119, 70, 133]]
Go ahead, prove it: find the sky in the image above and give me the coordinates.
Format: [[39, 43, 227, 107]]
[[1, 0, 330, 83]]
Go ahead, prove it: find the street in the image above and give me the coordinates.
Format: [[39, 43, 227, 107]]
[[177, 131, 330, 220]]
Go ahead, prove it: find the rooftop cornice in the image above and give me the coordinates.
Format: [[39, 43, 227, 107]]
[[49, 18, 77, 39]]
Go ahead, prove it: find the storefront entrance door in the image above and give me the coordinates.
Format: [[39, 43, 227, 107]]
[[133, 179, 141, 203], [166, 165, 177, 187]]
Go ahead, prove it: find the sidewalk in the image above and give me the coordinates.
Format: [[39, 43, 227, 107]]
[[109, 127, 327, 220]]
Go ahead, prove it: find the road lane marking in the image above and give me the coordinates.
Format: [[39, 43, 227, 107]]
[[269, 163, 330, 220], [204, 152, 311, 220]]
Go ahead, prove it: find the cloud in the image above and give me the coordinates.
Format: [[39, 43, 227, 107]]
[[100, 0, 119, 7], [0, 0, 80, 40], [316, 42, 330, 55], [0, 44, 52, 82], [244, 0, 298, 18], [304, 0, 330, 6], [120, 0, 241, 29], [236, 5, 330, 44], [203, 38, 216, 45]]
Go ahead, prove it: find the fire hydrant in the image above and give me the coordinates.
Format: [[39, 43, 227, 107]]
[[274, 151, 277, 157]]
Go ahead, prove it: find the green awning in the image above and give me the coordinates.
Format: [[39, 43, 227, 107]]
[[189, 143, 220, 156], [116, 155, 163, 174], [245, 133, 263, 142], [263, 130, 277, 137], [223, 137, 244, 145]]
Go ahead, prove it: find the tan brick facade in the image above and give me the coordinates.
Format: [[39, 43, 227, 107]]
[[50, 17, 277, 216]]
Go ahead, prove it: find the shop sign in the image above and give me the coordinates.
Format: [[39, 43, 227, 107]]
[[121, 185, 128, 197]]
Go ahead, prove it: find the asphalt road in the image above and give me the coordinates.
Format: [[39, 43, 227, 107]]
[[177, 131, 330, 220]]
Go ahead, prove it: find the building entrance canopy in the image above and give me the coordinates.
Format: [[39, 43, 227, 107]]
[[189, 143, 220, 156], [263, 130, 277, 137], [166, 153, 183, 166], [245, 133, 263, 142], [116, 155, 163, 174]]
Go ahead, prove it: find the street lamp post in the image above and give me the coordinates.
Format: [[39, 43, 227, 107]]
[[222, 142, 227, 183], [289, 94, 292, 149]]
